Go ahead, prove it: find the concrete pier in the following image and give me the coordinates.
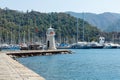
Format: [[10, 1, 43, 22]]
[[0, 52, 45, 80]]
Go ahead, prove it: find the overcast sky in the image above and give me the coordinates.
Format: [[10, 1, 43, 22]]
[[0, 0, 120, 13]]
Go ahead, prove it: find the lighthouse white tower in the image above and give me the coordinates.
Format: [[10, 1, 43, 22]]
[[46, 26, 56, 50]]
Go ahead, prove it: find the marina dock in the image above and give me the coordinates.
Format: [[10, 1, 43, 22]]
[[0, 49, 71, 80]]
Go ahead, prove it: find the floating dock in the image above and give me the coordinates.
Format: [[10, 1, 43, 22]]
[[0, 49, 71, 80]]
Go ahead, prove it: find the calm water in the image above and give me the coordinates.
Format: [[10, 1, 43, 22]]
[[17, 49, 120, 80]]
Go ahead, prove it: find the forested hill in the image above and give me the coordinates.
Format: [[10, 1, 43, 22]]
[[0, 8, 101, 43]]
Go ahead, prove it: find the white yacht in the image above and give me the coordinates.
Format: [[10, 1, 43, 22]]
[[89, 41, 104, 49], [104, 42, 118, 49], [88, 37, 105, 49], [70, 41, 90, 49]]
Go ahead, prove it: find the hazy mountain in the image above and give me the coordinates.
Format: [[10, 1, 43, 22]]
[[66, 11, 120, 31], [106, 19, 120, 32]]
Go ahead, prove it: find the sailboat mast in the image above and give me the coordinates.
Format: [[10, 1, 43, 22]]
[[27, 14, 30, 43], [76, 18, 78, 43], [0, 29, 1, 45], [82, 12, 85, 41], [28, 28, 30, 43], [18, 25, 21, 44], [23, 31, 26, 44], [10, 29, 12, 44]]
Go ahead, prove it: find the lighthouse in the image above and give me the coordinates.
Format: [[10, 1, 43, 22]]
[[46, 26, 56, 50]]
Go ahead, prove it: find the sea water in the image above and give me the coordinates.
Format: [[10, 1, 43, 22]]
[[17, 49, 120, 80]]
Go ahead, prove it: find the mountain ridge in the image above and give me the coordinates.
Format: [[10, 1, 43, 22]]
[[66, 11, 120, 32]]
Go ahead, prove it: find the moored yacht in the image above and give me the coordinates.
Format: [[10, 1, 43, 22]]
[[57, 43, 71, 49], [0, 43, 20, 51], [20, 43, 28, 50], [70, 41, 90, 49], [28, 42, 43, 50], [104, 42, 118, 49], [89, 41, 104, 49], [88, 37, 105, 49]]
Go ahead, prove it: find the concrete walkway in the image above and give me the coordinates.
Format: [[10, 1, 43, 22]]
[[0, 52, 45, 80]]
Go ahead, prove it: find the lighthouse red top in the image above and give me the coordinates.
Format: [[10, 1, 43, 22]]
[[46, 26, 55, 36]]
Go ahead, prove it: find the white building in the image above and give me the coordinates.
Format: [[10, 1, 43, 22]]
[[46, 26, 56, 50], [99, 37, 105, 45]]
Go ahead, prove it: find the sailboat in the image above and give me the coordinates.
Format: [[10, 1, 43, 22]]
[[103, 35, 119, 49], [71, 16, 90, 49], [0, 28, 20, 51], [70, 13, 90, 49], [20, 31, 28, 50]]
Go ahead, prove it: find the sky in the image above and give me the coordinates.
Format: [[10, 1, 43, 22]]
[[0, 0, 120, 14]]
